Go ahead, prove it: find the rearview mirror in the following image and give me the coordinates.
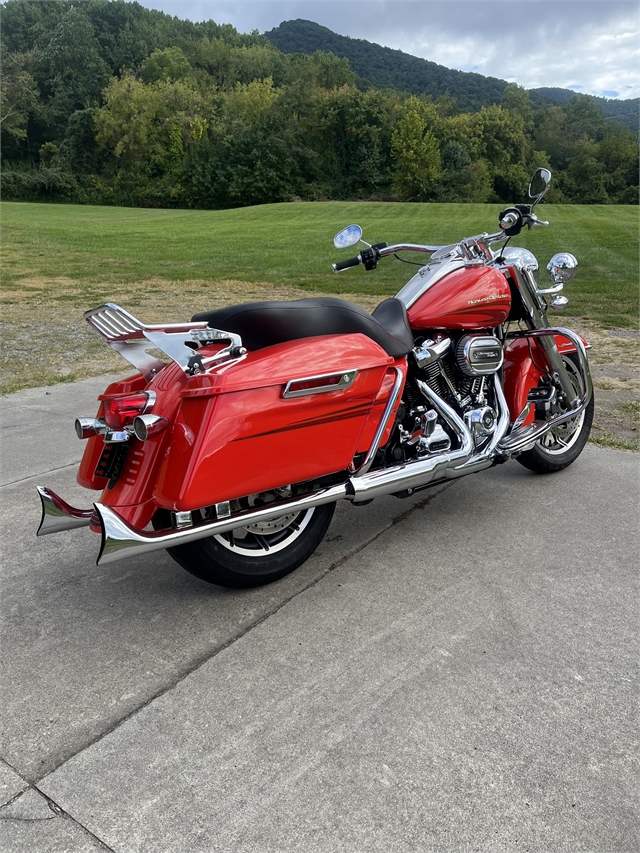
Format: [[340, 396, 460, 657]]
[[528, 168, 552, 202], [334, 224, 362, 249]]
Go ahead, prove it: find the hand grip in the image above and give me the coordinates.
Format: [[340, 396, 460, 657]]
[[332, 255, 361, 273]]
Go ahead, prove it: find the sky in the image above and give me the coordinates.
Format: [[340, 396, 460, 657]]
[[133, 0, 640, 100]]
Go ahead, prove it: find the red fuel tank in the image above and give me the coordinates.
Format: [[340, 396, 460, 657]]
[[407, 265, 511, 331]]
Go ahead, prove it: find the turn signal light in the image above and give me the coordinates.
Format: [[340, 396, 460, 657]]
[[102, 392, 152, 429]]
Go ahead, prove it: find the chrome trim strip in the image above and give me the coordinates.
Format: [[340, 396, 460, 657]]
[[353, 366, 404, 477], [36, 487, 93, 536], [95, 484, 349, 565], [283, 369, 358, 399]]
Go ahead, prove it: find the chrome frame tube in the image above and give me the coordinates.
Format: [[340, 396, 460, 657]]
[[36, 487, 93, 536], [353, 366, 405, 477]]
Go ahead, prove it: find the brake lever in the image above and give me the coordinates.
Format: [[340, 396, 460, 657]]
[[526, 214, 549, 229]]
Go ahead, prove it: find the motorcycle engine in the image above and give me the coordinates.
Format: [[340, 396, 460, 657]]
[[391, 333, 504, 462]]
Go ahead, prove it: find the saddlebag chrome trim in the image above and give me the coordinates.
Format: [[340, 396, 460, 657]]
[[36, 487, 93, 536], [354, 366, 405, 477], [283, 369, 358, 399]]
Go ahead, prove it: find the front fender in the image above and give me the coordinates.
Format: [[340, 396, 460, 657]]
[[502, 333, 590, 424]]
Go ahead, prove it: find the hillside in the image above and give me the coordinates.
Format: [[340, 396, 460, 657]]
[[265, 19, 507, 113], [266, 19, 639, 133]]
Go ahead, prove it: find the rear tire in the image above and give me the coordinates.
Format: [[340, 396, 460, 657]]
[[517, 353, 594, 474], [153, 502, 336, 588]]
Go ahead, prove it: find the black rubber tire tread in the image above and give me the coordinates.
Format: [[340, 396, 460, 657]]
[[154, 503, 336, 588], [516, 354, 594, 474]]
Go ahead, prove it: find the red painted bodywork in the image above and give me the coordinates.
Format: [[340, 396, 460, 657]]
[[503, 333, 591, 424], [407, 265, 511, 330], [82, 335, 406, 526], [77, 263, 591, 532]]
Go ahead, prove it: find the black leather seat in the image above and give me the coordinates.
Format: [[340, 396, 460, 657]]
[[192, 297, 414, 357]]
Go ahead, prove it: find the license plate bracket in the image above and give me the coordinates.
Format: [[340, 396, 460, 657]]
[[95, 444, 129, 481]]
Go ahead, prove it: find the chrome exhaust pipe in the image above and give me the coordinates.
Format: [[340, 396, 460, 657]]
[[96, 483, 349, 566], [348, 380, 473, 501], [36, 487, 93, 536], [445, 375, 511, 478]]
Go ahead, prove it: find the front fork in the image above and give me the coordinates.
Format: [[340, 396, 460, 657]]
[[513, 265, 592, 409]]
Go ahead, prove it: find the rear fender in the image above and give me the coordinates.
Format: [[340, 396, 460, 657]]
[[77, 373, 147, 490], [86, 364, 187, 530]]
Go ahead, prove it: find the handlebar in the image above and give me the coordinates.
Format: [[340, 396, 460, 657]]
[[331, 218, 549, 273], [332, 255, 361, 272]]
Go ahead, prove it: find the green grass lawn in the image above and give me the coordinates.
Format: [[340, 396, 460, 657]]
[[2, 200, 638, 328]]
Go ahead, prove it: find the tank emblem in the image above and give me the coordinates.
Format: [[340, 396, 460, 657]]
[[467, 294, 505, 306]]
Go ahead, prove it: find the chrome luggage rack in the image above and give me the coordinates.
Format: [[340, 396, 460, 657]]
[[84, 303, 245, 378]]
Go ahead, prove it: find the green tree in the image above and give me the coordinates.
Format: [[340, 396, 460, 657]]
[[140, 47, 193, 84], [501, 83, 533, 132], [0, 46, 39, 146], [390, 97, 442, 200], [36, 6, 110, 136]]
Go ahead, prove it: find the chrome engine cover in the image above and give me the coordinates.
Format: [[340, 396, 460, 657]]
[[464, 406, 497, 445], [456, 335, 504, 376]]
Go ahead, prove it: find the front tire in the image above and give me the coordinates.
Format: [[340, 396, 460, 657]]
[[154, 502, 336, 588], [517, 353, 594, 474]]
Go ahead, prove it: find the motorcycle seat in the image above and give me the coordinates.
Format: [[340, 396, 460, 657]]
[[192, 297, 414, 357]]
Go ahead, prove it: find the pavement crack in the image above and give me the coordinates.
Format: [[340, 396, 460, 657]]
[[0, 462, 80, 488], [0, 786, 117, 851], [33, 483, 454, 785]]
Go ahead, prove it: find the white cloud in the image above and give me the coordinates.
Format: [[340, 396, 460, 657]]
[[134, 0, 640, 99]]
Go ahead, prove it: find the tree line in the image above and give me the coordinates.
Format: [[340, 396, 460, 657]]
[[1, 0, 638, 209]]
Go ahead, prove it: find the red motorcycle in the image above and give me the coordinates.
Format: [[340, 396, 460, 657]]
[[37, 169, 593, 587]]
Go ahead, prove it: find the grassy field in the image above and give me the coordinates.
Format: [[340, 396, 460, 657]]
[[1, 200, 638, 396], [2, 200, 638, 320]]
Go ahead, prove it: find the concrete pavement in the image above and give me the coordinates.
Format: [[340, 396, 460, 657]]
[[0, 376, 638, 852]]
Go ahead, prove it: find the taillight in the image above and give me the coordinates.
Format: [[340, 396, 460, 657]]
[[102, 392, 152, 429]]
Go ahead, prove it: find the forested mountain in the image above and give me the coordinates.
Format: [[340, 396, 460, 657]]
[[529, 88, 639, 132], [265, 19, 507, 114], [266, 19, 639, 133], [1, 0, 637, 209]]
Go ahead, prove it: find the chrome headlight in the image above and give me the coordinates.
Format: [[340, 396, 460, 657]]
[[547, 253, 578, 284], [500, 247, 538, 271]]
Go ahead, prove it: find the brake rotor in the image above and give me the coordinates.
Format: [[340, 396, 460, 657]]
[[242, 512, 300, 535]]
